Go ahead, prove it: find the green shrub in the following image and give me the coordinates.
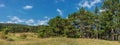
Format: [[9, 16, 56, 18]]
[[20, 34, 27, 39], [38, 32, 48, 38], [6, 38, 14, 41]]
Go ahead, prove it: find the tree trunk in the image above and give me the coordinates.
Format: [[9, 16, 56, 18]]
[[111, 29, 115, 40]]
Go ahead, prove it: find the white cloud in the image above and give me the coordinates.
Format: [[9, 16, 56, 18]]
[[78, 0, 102, 8], [76, 7, 80, 10], [91, 0, 101, 6], [66, 16, 68, 19], [38, 20, 48, 25], [6, 16, 23, 23], [6, 16, 24, 24], [57, 8, 63, 16], [10, 16, 24, 23], [44, 16, 48, 19], [0, 21, 4, 23], [23, 5, 33, 10], [0, 4, 5, 8], [99, 9, 106, 12], [12, 16, 23, 22], [36, 16, 50, 25], [79, 1, 91, 8], [4, 16, 51, 26], [25, 19, 34, 25], [6, 21, 14, 23]]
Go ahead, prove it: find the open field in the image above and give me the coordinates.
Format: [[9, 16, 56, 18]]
[[0, 37, 119, 45]]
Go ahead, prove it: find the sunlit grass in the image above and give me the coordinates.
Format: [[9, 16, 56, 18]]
[[0, 37, 119, 45]]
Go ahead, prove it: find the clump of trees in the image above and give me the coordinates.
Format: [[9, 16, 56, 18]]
[[0, 0, 120, 41], [37, 0, 120, 41]]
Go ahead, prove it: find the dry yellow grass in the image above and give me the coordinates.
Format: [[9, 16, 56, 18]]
[[0, 38, 119, 45]]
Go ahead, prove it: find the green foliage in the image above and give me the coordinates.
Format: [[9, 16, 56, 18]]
[[66, 29, 81, 38], [37, 26, 54, 38], [48, 16, 68, 36], [3, 28, 9, 34]]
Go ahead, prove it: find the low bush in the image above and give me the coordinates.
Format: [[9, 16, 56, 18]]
[[6, 38, 14, 41], [20, 34, 27, 39]]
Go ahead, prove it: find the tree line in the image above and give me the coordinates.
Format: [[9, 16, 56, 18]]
[[0, 0, 120, 41]]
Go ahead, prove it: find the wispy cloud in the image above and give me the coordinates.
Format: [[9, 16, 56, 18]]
[[25, 19, 35, 25], [99, 9, 106, 12], [0, 16, 51, 26], [7, 16, 24, 23], [76, 7, 80, 10], [57, 8, 63, 16], [17, 10, 27, 14], [0, 4, 5, 8], [6, 21, 14, 23], [37, 16, 50, 25], [23, 5, 33, 10], [44, 16, 48, 19], [78, 0, 102, 8], [38, 20, 49, 25], [0, 21, 4, 23]]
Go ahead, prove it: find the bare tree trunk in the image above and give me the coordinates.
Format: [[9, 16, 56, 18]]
[[111, 29, 115, 40], [118, 35, 120, 42]]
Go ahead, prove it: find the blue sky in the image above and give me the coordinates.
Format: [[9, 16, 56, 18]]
[[0, 0, 103, 26]]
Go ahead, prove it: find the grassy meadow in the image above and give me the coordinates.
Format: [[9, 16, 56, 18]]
[[0, 33, 119, 45], [0, 38, 119, 45]]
